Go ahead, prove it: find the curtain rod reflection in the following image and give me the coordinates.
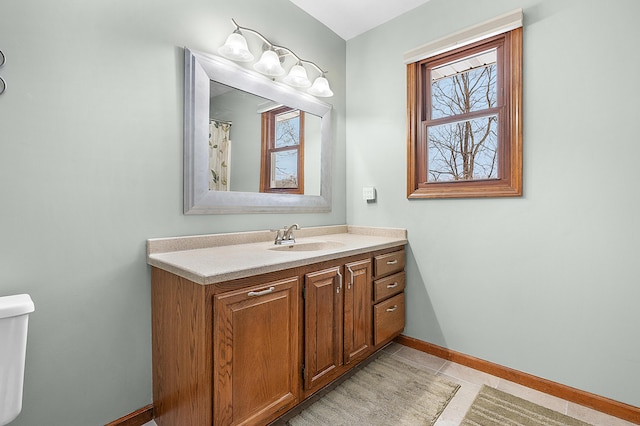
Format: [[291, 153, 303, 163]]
[[211, 118, 232, 125]]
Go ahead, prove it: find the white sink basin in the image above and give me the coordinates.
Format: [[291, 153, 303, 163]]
[[268, 240, 345, 252]]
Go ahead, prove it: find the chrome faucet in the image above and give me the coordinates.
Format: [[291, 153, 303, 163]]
[[283, 223, 299, 241], [274, 224, 299, 245]]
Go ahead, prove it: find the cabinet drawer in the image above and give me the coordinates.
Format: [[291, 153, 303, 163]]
[[374, 250, 405, 278], [373, 272, 405, 303], [374, 293, 405, 346]]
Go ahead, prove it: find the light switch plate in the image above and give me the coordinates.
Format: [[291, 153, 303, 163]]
[[362, 186, 376, 201]]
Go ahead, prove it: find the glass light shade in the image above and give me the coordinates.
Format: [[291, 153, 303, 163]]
[[217, 32, 254, 62], [308, 76, 333, 97], [253, 50, 285, 76], [283, 64, 312, 88]]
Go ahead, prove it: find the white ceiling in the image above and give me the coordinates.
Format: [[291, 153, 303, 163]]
[[289, 0, 432, 40]]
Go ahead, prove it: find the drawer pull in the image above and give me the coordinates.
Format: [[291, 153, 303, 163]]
[[386, 305, 398, 312], [386, 259, 398, 265], [247, 286, 275, 297], [386, 282, 399, 289]]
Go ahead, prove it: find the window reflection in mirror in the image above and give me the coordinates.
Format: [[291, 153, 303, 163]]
[[209, 80, 321, 196], [261, 107, 304, 194]]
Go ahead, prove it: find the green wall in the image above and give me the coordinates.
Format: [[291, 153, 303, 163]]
[[346, 0, 640, 407], [2, 0, 639, 423], [210, 88, 263, 192], [0, 0, 345, 424]]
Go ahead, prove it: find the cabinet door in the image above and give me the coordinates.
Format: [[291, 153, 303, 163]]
[[343, 259, 372, 365], [214, 277, 299, 426], [304, 267, 343, 391]]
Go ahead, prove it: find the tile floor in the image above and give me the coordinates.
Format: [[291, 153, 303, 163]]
[[143, 343, 636, 426], [382, 343, 635, 426]]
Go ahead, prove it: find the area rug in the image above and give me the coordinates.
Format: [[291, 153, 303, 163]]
[[286, 353, 460, 426], [461, 385, 592, 426]]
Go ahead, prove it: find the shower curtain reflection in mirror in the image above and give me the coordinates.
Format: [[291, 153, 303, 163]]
[[209, 120, 232, 191]]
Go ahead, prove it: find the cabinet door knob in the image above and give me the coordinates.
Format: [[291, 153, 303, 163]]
[[247, 286, 275, 297], [336, 269, 343, 294], [386, 259, 398, 265], [386, 305, 398, 312]]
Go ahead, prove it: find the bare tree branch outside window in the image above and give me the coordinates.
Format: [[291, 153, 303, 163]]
[[428, 52, 498, 182]]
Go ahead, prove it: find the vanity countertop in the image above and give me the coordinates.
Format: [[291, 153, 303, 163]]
[[147, 225, 407, 285]]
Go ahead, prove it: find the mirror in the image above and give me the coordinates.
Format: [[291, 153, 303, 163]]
[[184, 48, 333, 214], [209, 80, 322, 196]]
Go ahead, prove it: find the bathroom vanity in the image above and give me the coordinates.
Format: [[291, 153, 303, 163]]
[[147, 225, 407, 426]]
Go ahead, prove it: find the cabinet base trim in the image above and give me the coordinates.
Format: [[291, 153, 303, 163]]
[[104, 404, 153, 426], [394, 335, 640, 425]]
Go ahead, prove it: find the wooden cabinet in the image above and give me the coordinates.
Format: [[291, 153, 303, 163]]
[[213, 277, 299, 426], [151, 269, 301, 426], [373, 250, 405, 278], [374, 271, 405, 303], [343, 259, 373, 365], [303, 266, 343, 392], [151, 246, 404, 426], [373, 249, 406, 348], [303, 259, 372, 395], [374, 293, 405, 346]]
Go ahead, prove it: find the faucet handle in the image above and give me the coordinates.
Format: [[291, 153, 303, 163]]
[[270, 228, 284, 243]]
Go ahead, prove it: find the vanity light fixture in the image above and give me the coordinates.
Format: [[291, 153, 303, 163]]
[[283, 62, 312, 88], [307, 73, 333, 97], [253, 49, 286, 76], [0, 50, 6, 95], [217, 30, 254, 62], [218, 19, 333, 97]]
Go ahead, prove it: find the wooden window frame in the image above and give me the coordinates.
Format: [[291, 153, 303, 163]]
[[407, 28, 522, 199], [260, 106, 305, 194]]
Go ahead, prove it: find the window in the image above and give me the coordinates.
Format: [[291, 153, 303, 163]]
[[407, 27, 522, 199], [260, 107, 305, 194]]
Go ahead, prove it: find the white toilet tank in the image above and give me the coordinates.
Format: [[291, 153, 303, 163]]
[[0, 294, 34, 426]]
